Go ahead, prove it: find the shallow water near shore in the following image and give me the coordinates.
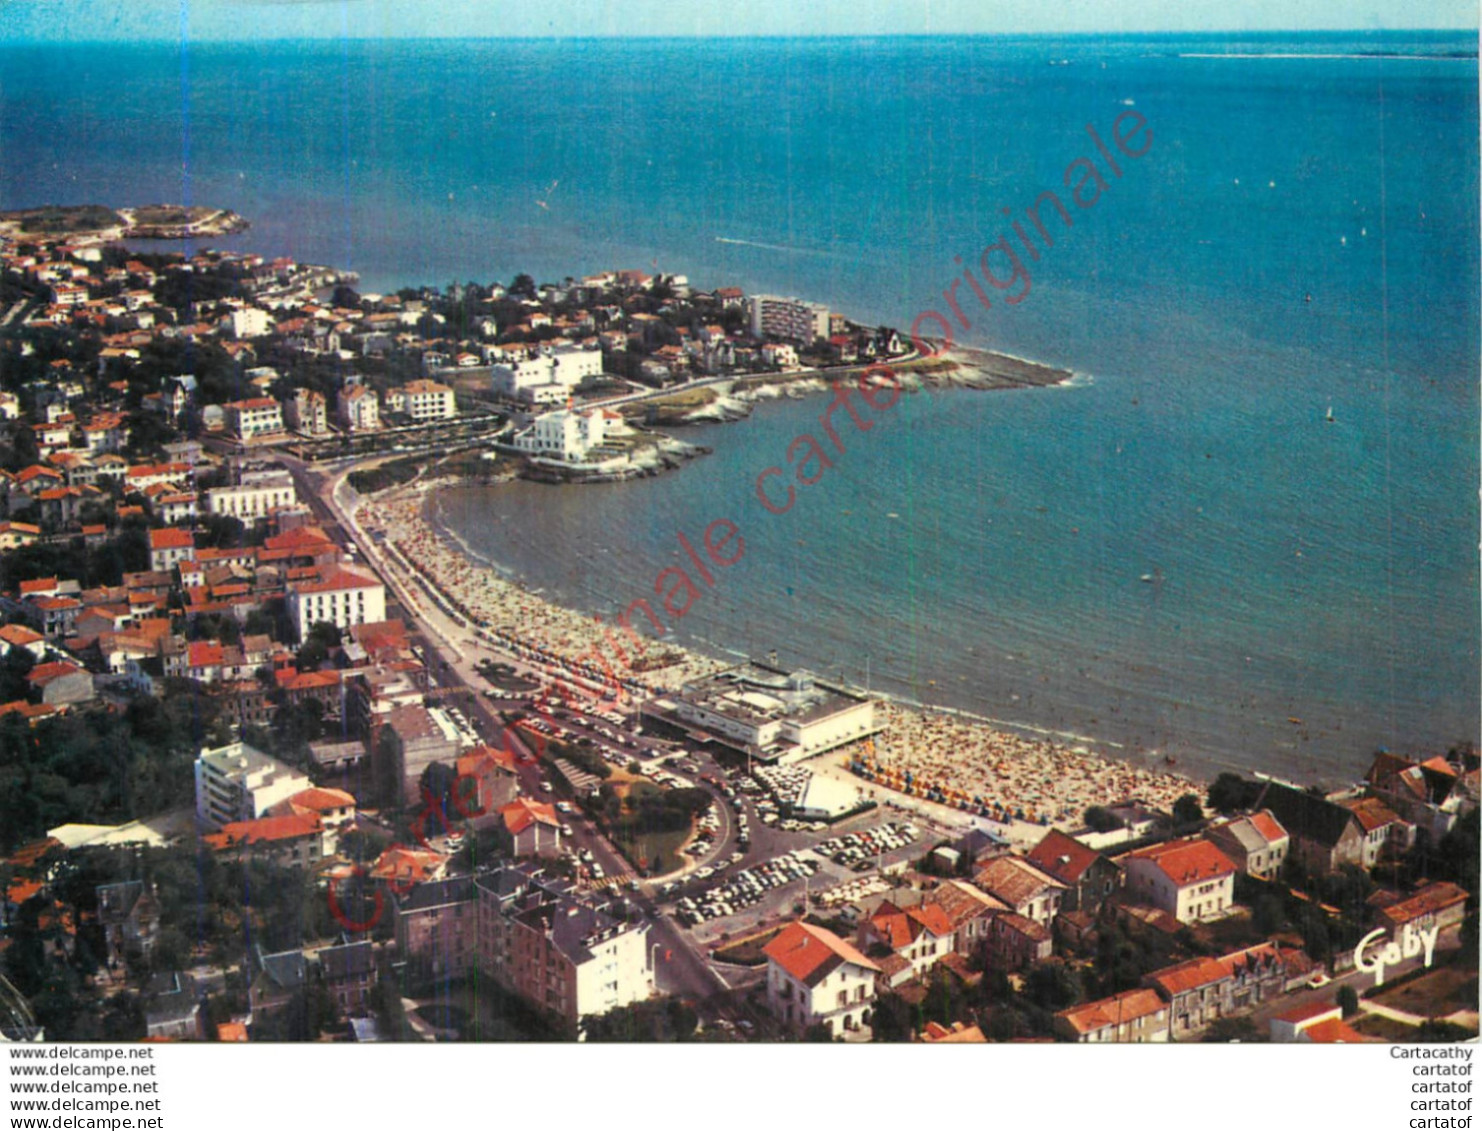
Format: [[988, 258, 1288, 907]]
[[433, 303, 1477, 789]]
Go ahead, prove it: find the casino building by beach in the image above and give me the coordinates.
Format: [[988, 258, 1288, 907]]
[[643, 662, 880, 765]]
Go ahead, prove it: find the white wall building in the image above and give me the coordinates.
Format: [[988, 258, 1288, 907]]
[[206, 472, 297, 526], [337, 385, 381, 432], [1120, 837, 1238, 924], [230, 308, 271, 338], [510, 408, 608, 463], [764, 921, 878, 1038], [283, 388, 329, 436], [224, 398, 285, 441], [287, 566, 387, 641], [491, 345, 603, 401], [194, 742, 312, 830], [385, 380, 457, 422]]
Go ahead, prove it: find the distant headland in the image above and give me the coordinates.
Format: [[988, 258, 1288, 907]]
[[0, 203, 249, 241]]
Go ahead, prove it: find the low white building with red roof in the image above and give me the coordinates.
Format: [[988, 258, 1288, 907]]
[[1120, 836, 1237, 924], [148, 526, 195, 572], [1055, 987, 1170, 1043], [500, 798, 561, 857], [764, 920, 879, 1038], [1204, 809, 1290, 880]]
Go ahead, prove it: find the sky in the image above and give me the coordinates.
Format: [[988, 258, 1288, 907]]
[[0, 0, 1475, 42]]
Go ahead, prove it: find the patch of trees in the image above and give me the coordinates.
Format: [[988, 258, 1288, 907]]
[[347, 456, 425, 495], [0, 523, 149, 591], [582, 996, 698, 1042], [1206, 771, 1264, 814], [0, 690, 229, 853]]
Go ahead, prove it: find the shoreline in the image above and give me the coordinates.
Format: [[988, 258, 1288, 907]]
[[352, 470, 1202, 836]]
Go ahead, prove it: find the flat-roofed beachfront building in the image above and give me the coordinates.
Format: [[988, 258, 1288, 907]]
[[747, 294, 831, 345], [645, 663, 880, 765], [491, 344, 603, 403], [205, 471, 297, 526]]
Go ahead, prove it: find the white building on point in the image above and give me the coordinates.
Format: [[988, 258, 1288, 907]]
[[510, 408, 608, 463]]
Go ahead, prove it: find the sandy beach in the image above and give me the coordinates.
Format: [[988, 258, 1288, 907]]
[[353, 474, 1201, 833]]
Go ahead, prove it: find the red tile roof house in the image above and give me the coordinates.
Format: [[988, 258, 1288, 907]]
[[857, 899, 958, 988], [1269, 998, 1371, 1043], [1025, 828, 1124, 914], [1368, 880, 1470, 938], [148, 526, 195, 572], [764, 921, 880, 1040], [1143, 941, 1302, 1039], [500, 798, 562, 857], [1055, 987, 1170, 1043], [1119, 837, 1238, 924], [987, 911, 1053, 971], [973, 855, 1069, 926], [1203, 810, 1290, 880], [27, 660, 95, 707], [203, 813, 326, 869]]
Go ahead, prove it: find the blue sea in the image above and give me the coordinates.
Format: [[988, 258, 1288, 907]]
[[3, 33, 1476, 785]]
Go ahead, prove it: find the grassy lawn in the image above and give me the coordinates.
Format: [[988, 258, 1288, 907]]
[[713, 926, 784, 966], [604, 780, 696, 875], [1369, 963, 1480, 1019], [1351, 1013, 1421, 1042]]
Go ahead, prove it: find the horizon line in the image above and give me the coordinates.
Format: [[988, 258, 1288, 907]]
[[2, 28, 1477, 46]]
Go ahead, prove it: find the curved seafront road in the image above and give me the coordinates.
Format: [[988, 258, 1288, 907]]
[[278, 451, 732, 1004]]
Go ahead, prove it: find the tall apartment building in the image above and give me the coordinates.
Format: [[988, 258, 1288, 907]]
[[475, 864, 653, 1028], [747, 294, 831, 345], [194, 742, 311, 830]]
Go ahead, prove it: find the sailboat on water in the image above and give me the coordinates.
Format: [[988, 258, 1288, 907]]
[[1325, 405, 1336, 424]]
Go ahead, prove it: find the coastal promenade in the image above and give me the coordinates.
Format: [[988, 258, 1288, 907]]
[[319, 455, 1199, 834]]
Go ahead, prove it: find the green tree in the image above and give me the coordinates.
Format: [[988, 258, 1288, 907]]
[[1025, 960, 1083, 1013], [1206, 772, 1262, 815], [1336, 985, 1359, 1018], [1172, 793, 1204, 825]]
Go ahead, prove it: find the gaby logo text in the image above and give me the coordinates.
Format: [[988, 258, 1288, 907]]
[[1354, 922, 1441, 987]]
